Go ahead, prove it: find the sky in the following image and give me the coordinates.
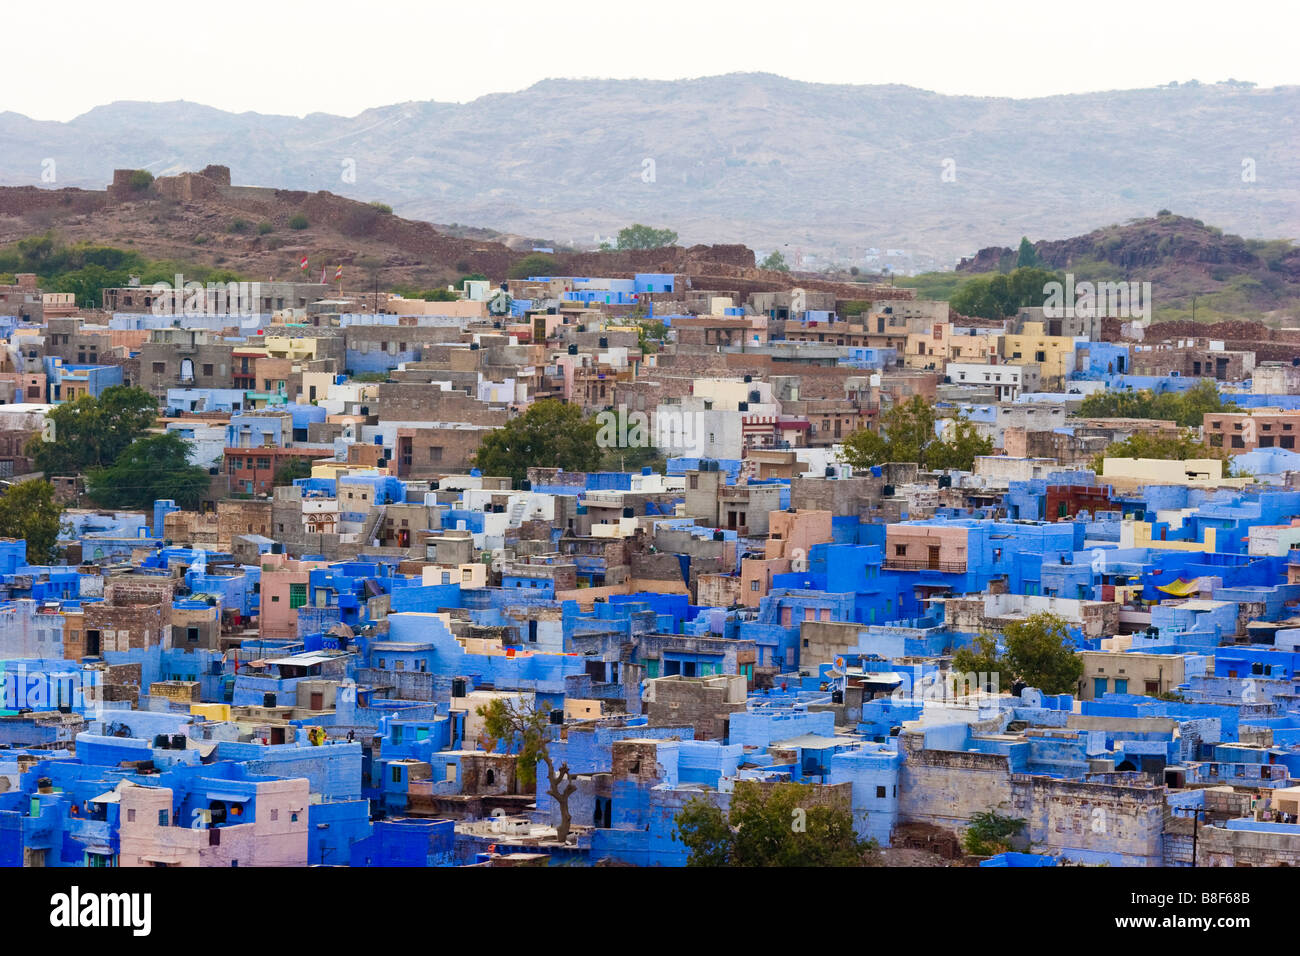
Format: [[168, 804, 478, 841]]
[[10, 0, 1300, 121]]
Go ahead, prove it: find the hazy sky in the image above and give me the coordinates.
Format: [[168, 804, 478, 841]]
[[12, 0, 1299, 121]]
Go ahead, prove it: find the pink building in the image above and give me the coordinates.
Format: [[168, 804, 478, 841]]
[[118, 777, 309, 867], [259, 556, 329, 642]]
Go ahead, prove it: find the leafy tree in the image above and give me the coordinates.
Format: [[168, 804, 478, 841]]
[[477, 697, 579, 843], [839, 425, 891, 469], [634, 319, 668, 354], [472, 400, 600, 486], [925, 416, 994, 471], [598, 440, 666, 475], [839, 396, 990, 472], [963, 810, 1027, 857], [86, 432, 210, 510], [616, 224, 678, 250], [257, 222, 274, 235], [950, 266, 1062, 319], [128, 170, 154, 190], [950, 634, 1013, 694], [288, 214, 309, 230], [1078, 381, 1236, 428], [507, 253, 559, 280], [1004, 612, 1083, 694], [1091, 429, 1228, 474], [273, 458, 314, 487], [1015, 236, 1039, 269], [760, 250, 790, 272], [953, 612, 1082, 695], [0, 480, 64, 563], [675, 780, 880, 867], [27, 386, 159, 475]]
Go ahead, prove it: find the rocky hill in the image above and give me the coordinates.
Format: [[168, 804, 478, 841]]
[[959, 214, 1300, 323], [0, 165, 889, 298]]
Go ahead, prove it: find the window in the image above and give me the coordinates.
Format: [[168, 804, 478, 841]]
[[392, 767, 402, 783], [894, 544, 907, 557], [289, 583, 307, 609], [158, 810, 169, 827], [152, 362, 165, 374], [270, 809, 279, 822], [876, 786, 887, 799], [127, 809, 136, 822]]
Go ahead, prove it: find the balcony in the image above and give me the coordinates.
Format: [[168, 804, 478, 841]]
[[883, 557, 967, 573]]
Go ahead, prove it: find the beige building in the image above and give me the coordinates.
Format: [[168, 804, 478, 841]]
[[1079, 647, 1187, 701]]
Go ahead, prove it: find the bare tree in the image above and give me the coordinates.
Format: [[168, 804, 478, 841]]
[[477, 697, 579, 842]]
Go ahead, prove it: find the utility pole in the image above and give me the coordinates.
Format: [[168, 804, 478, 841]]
[[1190, 806, 1202, 867]]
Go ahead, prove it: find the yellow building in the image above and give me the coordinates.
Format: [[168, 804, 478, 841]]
[[1001, 321, 1076, 388], [262, 334, 321, 362]]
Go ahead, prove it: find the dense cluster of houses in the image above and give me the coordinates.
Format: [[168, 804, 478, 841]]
[[2, 260, 1300, 868]]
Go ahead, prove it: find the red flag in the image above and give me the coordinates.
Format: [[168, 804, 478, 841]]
[[335, 265, 343, 281], [299, 256, 309, 271], [320, 265, 327, 284]]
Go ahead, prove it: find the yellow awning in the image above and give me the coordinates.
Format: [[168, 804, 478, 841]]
[[1156, 577, 1202, 597]]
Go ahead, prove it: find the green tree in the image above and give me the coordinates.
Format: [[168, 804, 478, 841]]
[[616, 224, 678, 250], [1091, 429, 1227, 474], [760, 250, 790, 272], [1004, 612, 1084, 695], [477, 697, 578, 842], [27, 386, 159, 475], [1014, 236, 1039, 269], [925, 416, 993, 471], [963, 810, 1028, 857], [288, 214, 309, 230], [0, 480, 64, 563], [950, 634, 1013, 694], [1079, 381, 1236, 428], [839, 425, 891, 468], [472, 400, 601, 486], [86, 432, 210, 510], [273, 458, 314, 487], [675, 780, 880, 867], [950, 266, 1062, 319], [839, 397, 990, 472], [128, 170, 154, 191], [507, 253, 559, 280], [953, 612, 1083, 695], [598, 440, 666, 475]]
